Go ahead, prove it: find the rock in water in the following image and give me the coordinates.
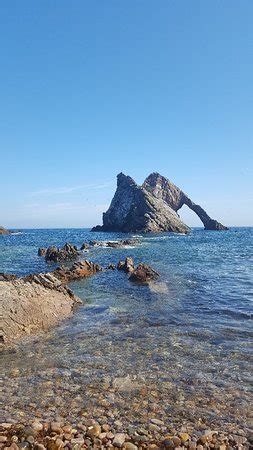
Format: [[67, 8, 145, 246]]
[[143, 172, 228, 231], [92, 173, 189, 233], [129, 263, 160, 283], [91, 172, 227, 233], [39, 243, 80, 263], [117, 257, 135, 273], [0, 226, 11, 235]]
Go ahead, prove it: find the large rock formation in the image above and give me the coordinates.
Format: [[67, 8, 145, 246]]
[[92, 173, 190, 233], [92, 172, 228, 233], [143, 173, 228, 231]]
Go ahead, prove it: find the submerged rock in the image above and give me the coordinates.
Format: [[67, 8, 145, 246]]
[[92, 172, 228, 233], [129, 263, 160, 283], [89, 238, 140, 248]]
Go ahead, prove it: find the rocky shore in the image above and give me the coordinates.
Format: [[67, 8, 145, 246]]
[[0, 260, 102, 345], [1, 419, 251, 449]]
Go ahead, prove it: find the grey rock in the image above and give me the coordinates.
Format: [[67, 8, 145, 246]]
[[144, 172, 228, 231], [92, 172, 228, 233]]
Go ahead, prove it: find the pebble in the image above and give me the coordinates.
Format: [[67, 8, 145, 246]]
[[32, 421, 43, 432], [150, 418, 164, 426], [50, 422, 62, 434], [124, 443, 138, 450], [113, 433, 126, 447], [86, 423, 101, 438]]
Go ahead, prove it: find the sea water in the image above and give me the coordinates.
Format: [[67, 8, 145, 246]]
[[0, 227, 252, 431]]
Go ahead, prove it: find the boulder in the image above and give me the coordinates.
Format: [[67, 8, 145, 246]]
[[129, 263, 160, 283], [117, 257, 135, 273]]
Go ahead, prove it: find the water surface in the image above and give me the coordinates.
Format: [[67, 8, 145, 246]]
[[1, 228, 252, 432]]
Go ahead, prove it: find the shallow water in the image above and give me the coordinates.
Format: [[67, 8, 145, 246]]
[[1, 228, 252, 432]]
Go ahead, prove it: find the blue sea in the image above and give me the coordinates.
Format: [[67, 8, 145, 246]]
[[1, 227, 252, 430]]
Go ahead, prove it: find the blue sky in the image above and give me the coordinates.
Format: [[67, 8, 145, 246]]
[[1, 0, 252, 228]]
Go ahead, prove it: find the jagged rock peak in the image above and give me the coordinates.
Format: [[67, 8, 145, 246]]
[[117, 172, 137, 187]]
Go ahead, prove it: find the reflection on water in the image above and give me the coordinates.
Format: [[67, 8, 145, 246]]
[[0, 228, 252, 431]]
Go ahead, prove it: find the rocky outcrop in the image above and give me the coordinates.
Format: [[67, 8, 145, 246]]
[[143, 173, 228, 231], [1, 260, 102, 345], [1, 278, 80, 346], [117, 257, 135, 273], [92, 173, 189, 234], [0, 226, 11, 235], [92, 172, 227, 232], [38, 243, 80, 263], [129, 263, 160, 283]]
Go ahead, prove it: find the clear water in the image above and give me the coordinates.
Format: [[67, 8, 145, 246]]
[[1, 228, 252, 432]]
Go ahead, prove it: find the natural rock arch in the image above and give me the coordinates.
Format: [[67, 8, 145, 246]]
[[143, 173, 228, 231], [92, 172, 228, 233]]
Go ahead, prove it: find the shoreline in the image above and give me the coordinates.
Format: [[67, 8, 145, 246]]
[[1, 230, 252, 449]]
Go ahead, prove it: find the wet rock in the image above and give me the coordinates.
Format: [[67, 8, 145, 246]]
[[0, 273, 17, 281], [38, 248, 46, 257], [107, 263, 116, 270], [80, 242, 90, 250], [44, 243, 80, 263], [117, 257, 135, 273], [129, 263, 159, 283]]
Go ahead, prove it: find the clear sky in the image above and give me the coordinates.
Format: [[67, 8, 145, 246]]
[[1, 0, 252, 228]]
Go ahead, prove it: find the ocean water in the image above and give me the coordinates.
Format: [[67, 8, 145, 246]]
[[0, 227, 252, 431]]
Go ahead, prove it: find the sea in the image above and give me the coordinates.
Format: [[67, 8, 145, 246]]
[[0, 227, 252, 431]]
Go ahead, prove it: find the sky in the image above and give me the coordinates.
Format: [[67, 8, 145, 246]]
[[0, 0, 252, 228]]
